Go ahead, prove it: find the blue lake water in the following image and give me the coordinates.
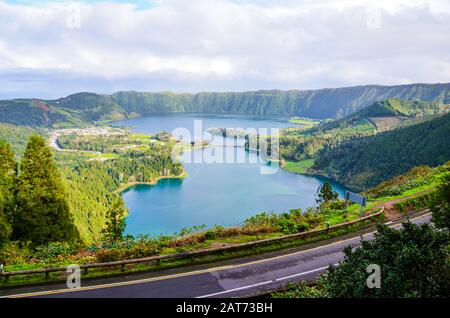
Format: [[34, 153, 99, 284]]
[[113, 114, 346, 236]]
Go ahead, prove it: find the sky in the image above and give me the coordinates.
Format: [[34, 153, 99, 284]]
[[0, 0, 449, 99]]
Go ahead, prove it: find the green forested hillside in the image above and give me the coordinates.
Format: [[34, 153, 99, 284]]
[[1, 83, 449, 127], [363, 98, 449, 117], [313, 113, 450, 191], [317, 98, 449, 131], [0, 124, 185, 243], [280, 98, 449, 162], [0, 124, 37, 156]]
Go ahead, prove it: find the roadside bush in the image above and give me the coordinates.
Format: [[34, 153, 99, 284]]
[[364, 165, 435, 198], [95, 248, 124, 263], [169, 232, 207, 248], [244, 208, 324, 235], [272, 281, 327, 298], [214, 226, 241, 237], [394, 192, 436, 213], [203, 230, 217, 241], [322, 200, 347, 210], [124, 240, 161, 259], [244, 212, 277, 228], [34, 242, 77, 260], [240, 224, 275, 236], [0, 241, 32, 265]]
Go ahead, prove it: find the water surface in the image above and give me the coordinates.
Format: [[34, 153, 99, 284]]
[[114, 114, 346, 236]]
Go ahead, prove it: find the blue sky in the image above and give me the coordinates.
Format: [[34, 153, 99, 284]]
[[0, 0, 449, 99]]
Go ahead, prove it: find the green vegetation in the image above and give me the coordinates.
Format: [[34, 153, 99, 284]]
[[282, 159, 314, 174], [272, 169, 450, 298], [102, 198, 128, 242], [0, 140, 16, 244], [324, 222, 449, 297], [280, 117, 375, 162], [314, 112, 450, 191], [366, 98, 450, 117], [280, 98, 449, 164], [0, 124, 37, 156], [279, 98, 449, 190], [1, 84, 450, 127], [0, 136, 80, 247], [431, 173, 450, 230], [273, 221, 450, 298], [316, 182, 339, 205], [0, 220, 376, 287], [1, 161, 447, 287], [394, 192, 435, 213], [0, 127, 186, 244], [363, 165, 439, 198], [55, 135, 185, 242], [1, 88, 449, 290], [289, 117, 321, 127]]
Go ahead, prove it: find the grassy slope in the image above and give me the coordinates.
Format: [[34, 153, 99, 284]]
[[283, 159, 315, 174], [288, 117, 321, 127]]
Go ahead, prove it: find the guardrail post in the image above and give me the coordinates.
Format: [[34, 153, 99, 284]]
[[121, 264, 125, 272], [0, 210, 385, 282]]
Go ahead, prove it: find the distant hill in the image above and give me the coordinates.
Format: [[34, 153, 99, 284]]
[[280, 98, 449, 161], [316, 98, 449, 133], [313, 112, 450, 191], [0, 83, 449, 127]]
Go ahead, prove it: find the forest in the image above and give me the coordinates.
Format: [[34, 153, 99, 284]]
[[0, 83, 449, 128], [314, 112, 450, 191], [0, 127, 185, 244]]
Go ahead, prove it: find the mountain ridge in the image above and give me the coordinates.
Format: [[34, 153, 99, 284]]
[[1, 82, 449, 127]]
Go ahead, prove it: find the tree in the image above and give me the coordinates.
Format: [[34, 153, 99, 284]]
[[431, 173, 450, 230], [0, 140, 17, 244], [0, 188, 12, 244], [324, 223, 450, 297], [316, 182, 338, 205], [13, 135, 79, 245], [102, 197, 128, 241]]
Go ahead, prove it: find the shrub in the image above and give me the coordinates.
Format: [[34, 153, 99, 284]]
[[203, 230, 217, 241], [34, 242, 77, 260], [0, 241, 32, 265], [124, 240, 160, 259], [394, 192, 436, 213], [364, 165, 434, 198], [169, 233, 207, 248], [95, 248, 124, 263], [272, 281, 327, 298], [323, 200, 347, 210]]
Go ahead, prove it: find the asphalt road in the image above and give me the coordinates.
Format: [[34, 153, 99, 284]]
[[3, 212, 431, 298]]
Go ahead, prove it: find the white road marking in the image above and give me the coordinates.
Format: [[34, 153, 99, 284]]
[[3, 212, 431, 298], [196, 265, 338, 298]]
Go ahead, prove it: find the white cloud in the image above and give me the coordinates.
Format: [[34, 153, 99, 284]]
[[0, 0, 449, 98]]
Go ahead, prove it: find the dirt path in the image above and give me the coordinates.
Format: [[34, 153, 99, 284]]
[[364, 188, 435, 220]]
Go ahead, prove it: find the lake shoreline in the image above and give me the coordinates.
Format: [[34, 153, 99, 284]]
[[117, 171, 188, 193]]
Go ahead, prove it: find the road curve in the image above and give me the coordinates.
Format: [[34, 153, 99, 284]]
[[4, 213, 431, 298]]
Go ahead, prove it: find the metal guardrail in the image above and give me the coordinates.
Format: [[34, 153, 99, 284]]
[[0, 208, 384, 280]]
